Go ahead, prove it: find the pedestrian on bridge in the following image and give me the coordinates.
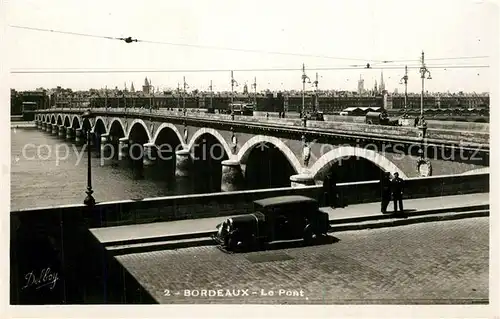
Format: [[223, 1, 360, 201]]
[[391, 172, 405, 213], [380, 171, 392, 214]]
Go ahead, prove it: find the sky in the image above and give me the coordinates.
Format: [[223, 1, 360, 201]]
[[4, 0, 499, 93]]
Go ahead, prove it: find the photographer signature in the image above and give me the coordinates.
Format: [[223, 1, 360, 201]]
[[22, 267, 59, 290]]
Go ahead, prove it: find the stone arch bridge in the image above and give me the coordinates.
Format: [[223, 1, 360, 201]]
[[34, 109, 489, 191]]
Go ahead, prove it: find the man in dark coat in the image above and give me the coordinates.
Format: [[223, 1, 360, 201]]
[[380, 172, 392, 214], [391, 172, 404, 213], [328, 171, 340, 208], [322, 172, 332, 207]]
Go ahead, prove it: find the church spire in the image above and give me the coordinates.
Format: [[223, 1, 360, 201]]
[[380, 71, 385, 93]]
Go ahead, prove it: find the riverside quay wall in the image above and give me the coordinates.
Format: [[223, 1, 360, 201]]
[[10, 172, 489, 304]]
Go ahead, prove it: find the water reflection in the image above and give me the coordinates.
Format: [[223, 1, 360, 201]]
[[10, 128, 204, 210]]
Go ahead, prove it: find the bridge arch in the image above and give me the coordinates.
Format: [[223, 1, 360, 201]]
[[94, 117, 107, 133], [107, 118, 126, 136], [187, 128, 232, 158], [152, 123, 186, 149], [64, 115, 71, 127], [237, 135, 303, 174], [71, 116, 81, 129], [126, 119, 152, 142], [94, 118, 107, 135], [309, 146, 408, 179], [56, 114, 63, 125], [50, 115, 56, 124]]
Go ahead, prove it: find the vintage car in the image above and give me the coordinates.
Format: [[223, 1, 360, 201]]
[[213, 195, 330, 252], [305, 111, 325, 121]]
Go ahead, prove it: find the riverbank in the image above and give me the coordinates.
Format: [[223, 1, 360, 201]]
[[11, 121, 36, 128]]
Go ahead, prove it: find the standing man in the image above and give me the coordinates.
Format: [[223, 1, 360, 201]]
[[322, 172, 331, 207], [391, 172, 404, 213], [380, 172, 392, 214], [328, 170, 339, 208]]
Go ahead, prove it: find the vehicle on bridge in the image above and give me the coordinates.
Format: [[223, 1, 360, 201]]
[[305, 110, 325, 121], [213, 195, 329, 252], [229, 102, 255, 116], [365, 111, 399, 126]]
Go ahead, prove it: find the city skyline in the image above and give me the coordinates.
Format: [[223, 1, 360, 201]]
[[4, 0, 498, 93]]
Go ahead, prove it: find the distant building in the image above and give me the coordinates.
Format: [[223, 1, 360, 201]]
[[130, 82, 135, 92], [357, 75, 365, 96], [142, 78, 153, 94], [379, 71, 385, 93], [243, 83, 248, 94]]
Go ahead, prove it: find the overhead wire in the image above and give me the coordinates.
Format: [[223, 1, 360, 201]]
[[9, 25, 490, 65], [10, 64, 490, 74]]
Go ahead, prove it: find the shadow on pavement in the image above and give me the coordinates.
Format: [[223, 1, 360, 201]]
[[218, 235, 340, 254]]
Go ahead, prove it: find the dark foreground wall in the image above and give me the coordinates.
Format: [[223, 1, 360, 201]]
[[10, 173, 489, 304]]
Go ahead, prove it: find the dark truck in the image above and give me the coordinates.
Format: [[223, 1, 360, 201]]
[[213, 195, 329, 252], [365, 111, 399, 126]]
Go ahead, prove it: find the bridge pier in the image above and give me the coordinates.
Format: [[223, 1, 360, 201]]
[[66, 128, 74, 141], [100, 134, 113, 166], [92, 132, 101, 158], [84, 131, 95, 153], [220, 159, 245, 192], [175, 149, 192, 177], [174, 149, 194, 193], [118, 138, 131, 168], [51, 124, 58, 135], [75, 129, 83, 146], [290, 173, 316, 188], [142, 143, 158, 179], [58, 125, 66, 138]]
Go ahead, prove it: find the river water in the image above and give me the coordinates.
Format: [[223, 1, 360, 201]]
[[10, 127, 188, 210]]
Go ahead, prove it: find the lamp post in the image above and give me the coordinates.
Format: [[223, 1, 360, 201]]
[[183, 77, 188, 116], [105, 86, 108, 112], [301, 63, 311, 127], [313, 72, 319, 113], [231, 71, 238, 120], [177, 83, 181, 110], [419, 51, 432, 124], [209, 80, 213, 112], [82, 109, 96, 206], [252, 77, 257, 111], [399, 65, 409, 118]]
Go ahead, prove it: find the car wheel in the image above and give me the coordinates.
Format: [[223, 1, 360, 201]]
[[303, 225, 314, 245], [228, 237, 241, 252]]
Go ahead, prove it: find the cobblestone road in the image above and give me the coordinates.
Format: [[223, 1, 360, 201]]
[[115, 217, 489, 304]]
